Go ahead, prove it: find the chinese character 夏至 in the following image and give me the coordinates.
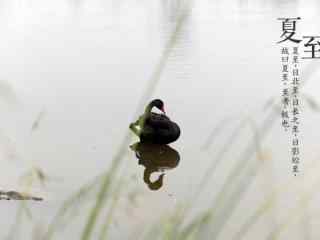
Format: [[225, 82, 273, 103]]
[[277, 17, 302, 44]]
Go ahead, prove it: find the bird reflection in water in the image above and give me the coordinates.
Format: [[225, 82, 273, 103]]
[[130, 142, 180, 191]]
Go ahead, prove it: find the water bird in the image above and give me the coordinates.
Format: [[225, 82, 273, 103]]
[[129, 99, 180, 144]]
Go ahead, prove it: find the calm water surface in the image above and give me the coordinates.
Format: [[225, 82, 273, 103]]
[[0, 0, 320, 239]]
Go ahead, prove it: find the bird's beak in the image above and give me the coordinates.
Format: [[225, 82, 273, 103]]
[[161, 107, 166, 114]]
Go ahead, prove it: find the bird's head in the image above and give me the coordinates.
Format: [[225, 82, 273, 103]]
[[151, 99, 165, 114]]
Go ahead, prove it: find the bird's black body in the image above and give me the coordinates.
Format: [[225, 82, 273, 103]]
[[139, 113, 180, 144], [130, 99, 181, 144]]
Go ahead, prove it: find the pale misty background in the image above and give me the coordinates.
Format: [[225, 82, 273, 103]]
[[0, 0, 320, 239]]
